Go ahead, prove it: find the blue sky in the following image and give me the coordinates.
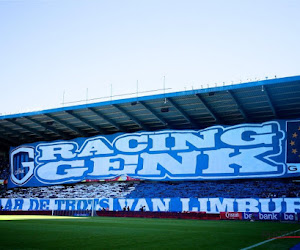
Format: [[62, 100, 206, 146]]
[[0, 0, 299, 114]]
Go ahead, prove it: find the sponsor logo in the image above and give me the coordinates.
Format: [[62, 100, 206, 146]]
[[225, 212, 240, 219], [243, 213, 253, 220], [288, 165, 298, 171], [281, 213, 296, 221], [258, 213, 279, 220], [10, 147, 34, 185], [243, 212, 281, 220], [287, 164, 300, 173]]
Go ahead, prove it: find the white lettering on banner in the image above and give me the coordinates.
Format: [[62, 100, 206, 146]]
[[220, 124, 276, 146], [171, 129, 218, 150], [152, 198, 171, 212], [284, 198, 300, 213], [115, 135, 148, 153], [202, 149, 235, 174], [259, 198, 283, 213], [198, 198, 209, 212], [235, 199, 260, 212], [38, 143, 77, 161], [90, 155, 138, 176], [148, 134, 169, 151], [9, 121, 287, 186], [134, 199, 149, 211], [0, 199, 54, 211], [118, 199, 135, 210], [139, 151, 201, 176], [93, 198, 113, 211], [180, 198, 190, 212], [77, 138, 113, 157], [0, 198, 300, 213], [209, 198, 235, 213], [36, 160, 87, 181]]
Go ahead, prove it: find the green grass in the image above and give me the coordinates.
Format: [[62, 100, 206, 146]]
[[0, 215, 299, 249]]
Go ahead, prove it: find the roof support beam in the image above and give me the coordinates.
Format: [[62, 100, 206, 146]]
[[65, 110, 105, 134], [228, 90, 249, 122], [262, 85, 278, 118], [44, 114, 89, 137], [112, 104, 149, 131], [25, 117, 69, 140], [7, 119, 52, 140], [139, 101, 169, 128], [166, 98, 198, 128], [88, 107, 124, 132], [196, 94, 220, 123]]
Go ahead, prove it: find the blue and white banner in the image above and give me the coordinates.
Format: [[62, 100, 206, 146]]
[[8, 119, 300, 188], [0, 197, 300, 213]]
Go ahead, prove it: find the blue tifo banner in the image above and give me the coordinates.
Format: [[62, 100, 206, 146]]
[[8, 119, 300, 188], [0, 198, 300, 213]]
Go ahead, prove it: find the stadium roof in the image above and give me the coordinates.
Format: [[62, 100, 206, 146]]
[[1, 75, 300, 150]]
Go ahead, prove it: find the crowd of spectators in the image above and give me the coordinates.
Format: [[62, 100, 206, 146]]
[[0, 156, 9, 194], [0, 182, 138, 199], [0, 178, 299, 199], [0, 156, 9, 180], [127, 179, 300, 198]]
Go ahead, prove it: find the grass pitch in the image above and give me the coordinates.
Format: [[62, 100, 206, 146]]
[[0, 215, 299, 249]]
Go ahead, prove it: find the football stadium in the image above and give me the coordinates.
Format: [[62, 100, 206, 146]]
[[0, 75, 300, 249]]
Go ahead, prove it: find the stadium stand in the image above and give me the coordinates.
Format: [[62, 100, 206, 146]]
[[1, 179, 299, 199], [127, 179, 300, 198], [0, 157, 8, 195], [0, 181, 138, 199], [0, 156, 9, 180], [1, 76, 300, 218]]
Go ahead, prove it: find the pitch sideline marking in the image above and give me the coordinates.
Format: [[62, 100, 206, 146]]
[[0, 215, 88, 221], [241, 228, 300, 250]]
